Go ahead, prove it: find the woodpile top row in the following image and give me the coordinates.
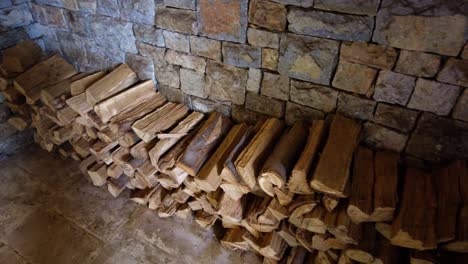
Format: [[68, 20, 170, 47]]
[[1, 41, 467, 264]]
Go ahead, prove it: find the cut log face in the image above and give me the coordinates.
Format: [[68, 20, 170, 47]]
[[390, 168, 437, 250], [88, 162, 108, 186], [288, 120, 326, 194], [322, 195, 339, 213], [259, 121, 307, 196], [86, 64, 138, 105], [310, 114, 361, 198], [235, 118, 284, 190], [177, 112, 233, 176]]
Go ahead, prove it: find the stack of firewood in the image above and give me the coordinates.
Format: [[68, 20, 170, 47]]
[[2, 41, 467, 264]]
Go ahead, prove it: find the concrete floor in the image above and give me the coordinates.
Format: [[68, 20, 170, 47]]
[[0, 145, 261, 264]]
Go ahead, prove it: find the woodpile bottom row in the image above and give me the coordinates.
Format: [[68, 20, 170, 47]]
[[1, 41, 467, 264]]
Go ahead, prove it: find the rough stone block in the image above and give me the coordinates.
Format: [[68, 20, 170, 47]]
[[206, 61, 248, 105], [64, 10, 90, 37], [0, 4, 33, 31], [247, 28, 279, 49], [285, 101, 324, 125], [373, 0, 465, 56], [0, 28, 28, 49], [246, 68, 261, 94], [408, 79, 460, 116], [249, 0, 287, 31], [314, 0, 379, 15], [406, 112, 468, 161], [96, 0, 120, 18], [232, 105, 265, 125], [270, 0, 313, 7], [136, 42, 165, 64], [262, 48, 278, 71], [0, 104, 11, 123], [0, 121, 17, 138], [332, 60, 376, 95], [189, 96, 231, 117], [245, 92, 284, 118], [134, 24, 165, 47], [290, 80, 337, 112], [156, 7, 197, 34], [374, 103, 418, 133], [25, 23, 48, 39], [77, 0, 96, 13], [288, 8, 373, 42], [462, 43, 468, 59], [155, 64, 180, 88], [437, 58, 468, 88], [197, 0, 248, 43], [340, 42, 397, 70], [163, 0, 195, 10], [278, 34, 339, 85], [180, 68, 207, 98], [261, 72, 289, 100], [394, 50, 441, 78], [0, 0, 12, 8], [57, 31, 88, 67], [36, 0, 79, 10], [89, 15, 137, 53], [453, 89, 468, 122], [337, 92, 375, 121], [162, 31, 189, 53], [159, 85, 185, 104], [0, 128, 33, 159], [373, 70, 416, 106], [165, 50, 206, 73], [125, 53, 155, 80], [189, 36, 221, 61], [120, 0, 154, 25], [31, 4, 67, 28], [222, 42, 261, 68], [362, 122, 407, 152]]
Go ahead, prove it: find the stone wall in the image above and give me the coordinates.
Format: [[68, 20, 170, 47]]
[[8, 0, 468, 163]]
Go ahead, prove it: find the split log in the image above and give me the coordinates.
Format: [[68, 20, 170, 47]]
[[285, 246, 307, 264], [328, 204, 361, 245], [132, 102, 189, 142], [310, 115, 361, 198], [288, 194, 318, 230], [217, 193, 245, 224], [410, 251, 438, 264], [390, 168, 437, 250], [107, 163, 123, 179], [2, 87, 25, 104], [177, 112, 232, 176], [70, 71, 105, 96], [243, 232, 287, 260], [148, 185, 167, 210], [322, 195, 339, 213], [273, 188, 294, 206], [66, 93, 93, 116], [235, 118, 284, 190], [79, 152, 97, 175], [372, 150, 399, 222], [86, 64, 138, 105], [443, 205, 468, 253], [345, 223, 377, 263], [7, 116, 29, 130], [196, 123, 249, 192], [195, 210, 217, 229], [221, 228, 250, 251], [57, 106, 79, 126], [1, 40, 43, 74], [267, 198, 289, 221], [219, 182, 251, 201], [277, 222, 299, 247], [130, 139, 157, 160], [130, 188, 156, 205], [40, 73, 87, 110], [87, 162, 108, 186], [288, 120, 326, 194], [259, 121, 307, 196], [171, 188, 191, 204], [107, 176, 129, 198]]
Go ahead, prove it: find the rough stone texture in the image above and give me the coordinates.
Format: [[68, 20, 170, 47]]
[[159, 85, 185, 104], [270, 0, 313, 7], [362, 122, 408, 152], [262, 48, 278, 71], [165, 50, 206, 73], [394, 50, 441, 77], [189, 36, 221, 61], [164, 0, 195, 10], [89, 15, 137, 53], [0, 4, 33, 31], [248, 0, 287, 31], [156, 7, 197, 34], [189, 96, 231, 117], [0, 0, 12, 8], [288, 8, 374, 42], [247, 28, 279, 49], [437, 58, 468, 88], [406, 113, 468, 162], [462, 44, 468, 59], [373, 0, 466, 56], [57, 31, 87, 67], [0, 121, 16, 139], [155, 64, 180, 88], [136, 42, 165, 64], [222, 42, 261, 68], [285, 101, 324, 125], [119, 0, 154, 25], [246, 68, 261, 94], [0, 28, 28, 49], [290, 80, 337, 112], [77, 0, 96, 13], [453, 89, 468, 122], [133, 24, 165, 47], [374, 103, 418, 133], [373, 70, 416, 106], [314, 0, 380, 15], [232, 105, 265, 125], [337, 92, 376, 121], [206, 61, 248, 105], [340, 42, 397, 70], [332, 60, 377, 95], [162, 31, 189, 53], [31, 4, 67, 28], [261, 72, 289, 100], [96, 0, 119, 18], [64, 11, 90, 37], [408, 78, 460, 116], [245, 92, 284, 118], [0, 127, 33, 159], [35, 0, 79, 10], [125, 53, 154, 80], [197, 0, 248, 43], [278, 34, 339, 85], [180, 68, 207, 98], [0, 104, 11, 123]]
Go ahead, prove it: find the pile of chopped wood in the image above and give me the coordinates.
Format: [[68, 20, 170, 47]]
[[1, 41, 467, 264]]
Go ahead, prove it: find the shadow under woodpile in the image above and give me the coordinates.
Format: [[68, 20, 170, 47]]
[[1, 41, 467, 264]]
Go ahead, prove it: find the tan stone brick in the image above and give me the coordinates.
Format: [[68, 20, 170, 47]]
[[332, 60, 377, 95]]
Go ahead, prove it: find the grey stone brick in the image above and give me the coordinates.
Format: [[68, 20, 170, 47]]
[[134, 24, 165, 47], [89, 15, 137, 53], [189, 36, 221, 61], [222, 42, 261, 68], [125, 53, 155, 80], [206, 61, 248, 105], [156, 7, 197, 34], [120, 0, 155, 25], [163, 31, 189, 53], [314, 0, 380, 16], [290, 80, 337, 112], [373, 70, 416, 106], [180, 68, 207, 98], [408, 79, 460, 116], [337, 93, 376, 121], [373, 103, 418, 133], [437, 58, 468, 88], [261, 72, 289, 101], [395, 50, 441, 78], [245, 92, 284, 118], [362, 122, 408, 152]]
